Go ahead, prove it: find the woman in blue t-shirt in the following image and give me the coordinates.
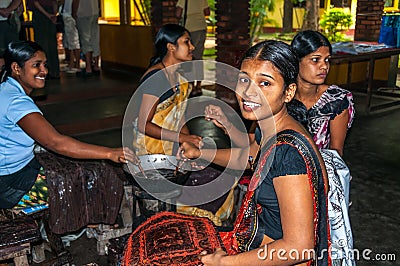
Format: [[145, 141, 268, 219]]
[[0, 40, 136, 209]]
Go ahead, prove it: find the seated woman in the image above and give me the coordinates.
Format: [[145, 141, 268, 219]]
[[129, 40, 331, 265], [289, 30, 355, 265], [202, 31, 354, 265], [0, 41, 135, 222], [288, 30, 354, 157], [131, 23, 202, 156], [129, 24, 235, 225]]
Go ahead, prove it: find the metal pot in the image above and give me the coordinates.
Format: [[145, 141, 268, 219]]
[[123, 154, 191, 197]]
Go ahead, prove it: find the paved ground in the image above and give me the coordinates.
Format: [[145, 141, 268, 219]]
[[26, 70, 400, 265], [341, 93, 400, 265]]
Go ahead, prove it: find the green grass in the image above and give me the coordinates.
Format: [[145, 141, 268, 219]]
[[257, 32, 297, 43]]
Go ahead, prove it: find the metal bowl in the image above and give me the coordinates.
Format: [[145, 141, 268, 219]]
[[123, 154, 191, 196]]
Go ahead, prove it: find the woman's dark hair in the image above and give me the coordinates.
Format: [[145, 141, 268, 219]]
[[0, 41, 44, 83], [240, 40, 299, 88], [149, 23, 190, 67], [291, 30, 332, 60]]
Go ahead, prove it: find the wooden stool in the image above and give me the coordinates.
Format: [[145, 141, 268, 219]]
[[0, 216, 41, 266]]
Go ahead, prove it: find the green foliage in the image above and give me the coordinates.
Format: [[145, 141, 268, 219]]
[[207, 0, 215, 11], [134, 0, 151, 25], [249, 0, 276, 44], [320, 8, 353, 42]]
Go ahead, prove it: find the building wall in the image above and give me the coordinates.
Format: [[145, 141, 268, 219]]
[[263, 0, 358, 30], [354, 0, 386, 42]]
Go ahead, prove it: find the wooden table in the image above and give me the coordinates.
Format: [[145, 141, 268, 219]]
[[330, 47, 400, 113]]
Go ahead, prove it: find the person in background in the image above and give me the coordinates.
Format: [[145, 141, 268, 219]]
[[0, 0, 22, 54], [132, 23, 202, 156], [289, 30, 355, 265], [29, 0, 60, 79], [0, 40, 136, 209], [289, 30, 354, 157], [72, 0, 100, 77], [60, 0, 81, 74], [176, 0, 210, 97], [0, 51, 4, 71], [179, 40, 331, 265]]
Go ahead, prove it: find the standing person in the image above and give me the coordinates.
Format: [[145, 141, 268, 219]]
[[72, 0, 100, 77], [289, 30, 355, 265], [132, 23, 202, 156], [179, 40, 331, 265], [60, 0, 81, 73], [176, 0, 210, 97], [29, 0, 60, 79], [0, 40, 136, 209], [0, 0, 22, 54]]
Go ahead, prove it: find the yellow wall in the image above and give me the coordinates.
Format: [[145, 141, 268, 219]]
[[102, 0, 120, 21], [265, 0, 358, 30], [101, 0, 146, 25], [99, 25, 153, 69], [326, 58, 391, 85]]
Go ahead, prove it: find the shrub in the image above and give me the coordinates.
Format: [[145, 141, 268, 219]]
[[320, 8, 353, 42]]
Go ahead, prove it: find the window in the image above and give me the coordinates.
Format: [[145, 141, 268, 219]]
[[385, 0, 394, 7]]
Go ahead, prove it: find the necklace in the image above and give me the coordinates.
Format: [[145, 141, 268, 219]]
[[161, 60, 180, 94]]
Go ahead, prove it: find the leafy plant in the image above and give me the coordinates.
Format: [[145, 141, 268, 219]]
[[320, 8, 353, 42], [249, 0, 277, 44]]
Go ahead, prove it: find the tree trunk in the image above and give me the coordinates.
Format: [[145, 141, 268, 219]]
[[282, 0, 293, 33], [301, 0, 319, 31]]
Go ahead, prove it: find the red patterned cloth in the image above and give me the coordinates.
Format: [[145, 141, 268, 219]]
[[122, 211, 224, 265]]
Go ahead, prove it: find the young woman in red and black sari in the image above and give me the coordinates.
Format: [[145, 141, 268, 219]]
[[179, 40, 331, 265]]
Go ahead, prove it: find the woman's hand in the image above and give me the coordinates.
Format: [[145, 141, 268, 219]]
[[49, 14, 57, 24], [177, 142, 201, 160], [205, 105, 232, 133], [179, 134, 203, 148], [0, 8, 11, 18], [108, 147, 139, 164], [200, 248, 227, 266]]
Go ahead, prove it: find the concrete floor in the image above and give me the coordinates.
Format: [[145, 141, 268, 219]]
[[29, 68, 400, 265]]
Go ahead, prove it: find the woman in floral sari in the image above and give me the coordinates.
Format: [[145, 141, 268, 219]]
[[289, 30, 355, 265]]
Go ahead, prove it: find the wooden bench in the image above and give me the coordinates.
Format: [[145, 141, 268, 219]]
[[0, 214, 41, 265]]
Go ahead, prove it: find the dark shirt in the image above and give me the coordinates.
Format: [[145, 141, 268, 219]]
[[139, 69, 176, 103], [28, 0, 55, 10], [254, 143, 307, 243]]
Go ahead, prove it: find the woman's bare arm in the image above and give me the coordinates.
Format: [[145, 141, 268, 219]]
[[137, 94, 202, 146], [18, 112, 135, 163], [329, 108, 350, 157], [202, 174, 315, 266]]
